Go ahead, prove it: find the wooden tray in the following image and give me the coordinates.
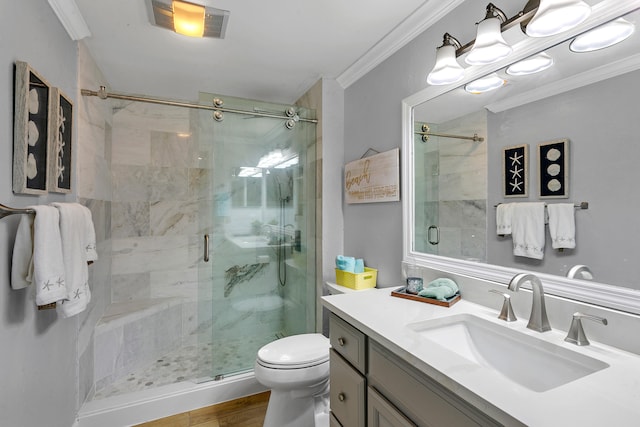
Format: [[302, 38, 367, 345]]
[[390, 287, 461, 307]]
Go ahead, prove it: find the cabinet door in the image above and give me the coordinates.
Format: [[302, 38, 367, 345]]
[[330, 350, 366, 427], [368, 387, 416, 427], [330, 412, 343, 427]]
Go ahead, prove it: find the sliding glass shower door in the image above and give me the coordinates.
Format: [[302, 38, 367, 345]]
[[196, 94, 317, 381]]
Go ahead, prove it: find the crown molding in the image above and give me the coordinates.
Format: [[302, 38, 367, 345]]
[[48, 0, 91, 41], [336, 0, 466, 89]]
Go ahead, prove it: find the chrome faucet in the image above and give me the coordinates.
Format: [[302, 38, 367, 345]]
[[507, 273, 551, 332], [564, 312, 607, 346]]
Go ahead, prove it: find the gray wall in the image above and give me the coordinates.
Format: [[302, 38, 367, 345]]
[[487, 70, 640, 288], [343, 1, 486, 286], [0, 3, 79, 426]]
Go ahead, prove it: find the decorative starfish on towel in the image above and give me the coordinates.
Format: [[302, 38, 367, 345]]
[[74, 289, 82, 299], [42, 280, 53, 291], [56, 277, 65, 288]]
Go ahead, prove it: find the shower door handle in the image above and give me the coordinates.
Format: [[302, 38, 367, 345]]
[[204, 234, 210, 262], [428, 225, 440, 245]]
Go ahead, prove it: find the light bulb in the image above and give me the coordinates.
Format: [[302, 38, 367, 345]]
[[570, 18, 635, 52]]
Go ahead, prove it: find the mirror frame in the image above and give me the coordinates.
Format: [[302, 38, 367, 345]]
[[402, 0, 640, 314]]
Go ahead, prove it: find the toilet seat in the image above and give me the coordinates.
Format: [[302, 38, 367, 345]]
[[257, 333, 329, 369]]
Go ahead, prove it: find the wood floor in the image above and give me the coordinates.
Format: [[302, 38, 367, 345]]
[[133, 391, 270, 427]]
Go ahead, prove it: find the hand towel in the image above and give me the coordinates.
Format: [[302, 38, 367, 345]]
[[354, 258, 364, 274], [496, 203, 514, 236], [336, 255, 356, 273], [511, 202, 546, 260], [11, 211, 35, 290], [31, 206, 68, 306], [52, 203, 96, 318], [418, 278, 459, 301], [547, 203, 576, 250]]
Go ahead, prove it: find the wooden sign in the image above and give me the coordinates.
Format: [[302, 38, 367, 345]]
[[344, 148, 400, 204]]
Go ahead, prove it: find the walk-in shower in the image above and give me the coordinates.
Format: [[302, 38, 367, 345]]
[[85, 89, 317, 400]]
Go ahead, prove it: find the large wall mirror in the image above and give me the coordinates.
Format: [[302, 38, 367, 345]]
[[402, 0, 640, 314]]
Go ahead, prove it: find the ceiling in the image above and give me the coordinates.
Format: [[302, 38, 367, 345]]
[[73, 0, 450, 104]]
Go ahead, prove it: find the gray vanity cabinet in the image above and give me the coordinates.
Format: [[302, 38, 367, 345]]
[[329, 314, 367, 427], [329, 313, 505, 427]]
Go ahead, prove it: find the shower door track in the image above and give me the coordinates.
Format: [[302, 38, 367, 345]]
[[80, 86, 318, 123]]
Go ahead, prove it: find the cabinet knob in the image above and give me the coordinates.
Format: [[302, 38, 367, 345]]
[[338, 392, 346, 402], [338, 337, 346, 346]]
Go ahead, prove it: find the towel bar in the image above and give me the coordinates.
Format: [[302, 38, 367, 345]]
[[0, 203, 35, 220], [494, 201, 588, 209]]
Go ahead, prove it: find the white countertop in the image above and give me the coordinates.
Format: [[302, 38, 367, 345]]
[[322, 288, 640, 427]]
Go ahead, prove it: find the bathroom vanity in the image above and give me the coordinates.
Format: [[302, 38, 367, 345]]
[[323, 288, 640, 427]]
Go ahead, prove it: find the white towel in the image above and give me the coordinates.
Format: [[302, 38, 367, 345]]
[[547, 203, 576, 250], [30, 206, 68, 305], [52, 203, 97, 318], [11, 211, 35, 290], [511, 202, 546, 260], [496, 203, 514, 235]]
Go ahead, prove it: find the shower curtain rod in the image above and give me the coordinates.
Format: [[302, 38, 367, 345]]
[[80, 87, 318, 124], [416, 123, 484, 142], [415, 130, 484, 143]]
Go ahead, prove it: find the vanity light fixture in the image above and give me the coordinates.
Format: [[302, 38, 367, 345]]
[[465, 73, 507, 94], [427, 33, 465, 85], [506, 52, 554, 75], [569, 18, 636, 52], [524, 0, 591, 38], [465, 4, 513, 65]]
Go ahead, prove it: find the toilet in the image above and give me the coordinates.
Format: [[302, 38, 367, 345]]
[[254, 333, 330, 427]]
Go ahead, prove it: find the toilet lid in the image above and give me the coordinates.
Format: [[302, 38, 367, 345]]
[[257, 333, 330, 368]]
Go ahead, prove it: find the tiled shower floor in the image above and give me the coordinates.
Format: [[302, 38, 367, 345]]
[[92, 336, 268, 400]]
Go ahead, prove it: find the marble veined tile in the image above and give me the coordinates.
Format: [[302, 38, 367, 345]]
[[151, 131, 195, 168], [150, 268, 198, 301], [112, 165, 150, 203], [111, 272, 151, 303], [148, 167, 189, 203], [112, 127, 151, 166], [112, 236, 191, 275], [150, 200, 197, 236], [111, 201, 150, 238]]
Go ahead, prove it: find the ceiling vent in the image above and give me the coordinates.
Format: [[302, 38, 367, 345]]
[[148, 0, 229, 39]]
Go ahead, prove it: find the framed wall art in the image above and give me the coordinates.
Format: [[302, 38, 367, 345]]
[[49, 87, 73, 193], [538, 139, 569, 199], [13, 61, 51, 195], [344, 148, 400, 203], [502, 144, 528, 198]]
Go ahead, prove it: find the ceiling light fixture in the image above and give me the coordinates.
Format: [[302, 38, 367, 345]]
[[465, 73, 507, 94], [524, 0, 591, 38], [147, 0, 229, 39], [569, 18, 635, 52], [506, 52, 554, 75], [172, 0, 205, 37], [427, 33, 465, 86], [465, 4, 512, 65]]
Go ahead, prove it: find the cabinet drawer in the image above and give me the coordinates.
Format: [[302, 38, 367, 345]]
[[330, 349, 366, 427], [368, 387, 416, 427], [330, 313, 366, 372], [368, 341, 503, 427]]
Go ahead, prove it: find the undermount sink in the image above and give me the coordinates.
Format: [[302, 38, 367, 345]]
[[407, 314, 609, 392]]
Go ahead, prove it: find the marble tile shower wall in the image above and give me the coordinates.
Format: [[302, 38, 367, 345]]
[[77, 42, 114, 404], [110, 101, 204, 347], [436, 110, 487, 261]]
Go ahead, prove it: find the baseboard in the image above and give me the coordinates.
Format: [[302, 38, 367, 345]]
[[77, 372, 266, 427]]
